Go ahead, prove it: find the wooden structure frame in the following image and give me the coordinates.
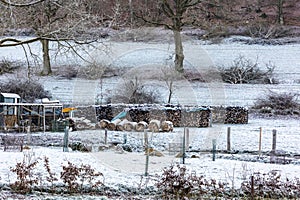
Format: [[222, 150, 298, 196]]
[[0, 102, 63, 132]]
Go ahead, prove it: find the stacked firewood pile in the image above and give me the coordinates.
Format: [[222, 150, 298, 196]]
[[95, 105, 113, 121], [95, 104, 248, 127], [181, 107, 211, 127], [128, 106, 151, 123], [164, 105, 182, 127], [95, 105, 125, 121], [210, 106, 226, 123], [225, 106, 248, 124], [98, 118, 173, 132]]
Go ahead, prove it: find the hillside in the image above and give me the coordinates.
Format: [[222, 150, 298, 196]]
[[1, 0, 300, 39]]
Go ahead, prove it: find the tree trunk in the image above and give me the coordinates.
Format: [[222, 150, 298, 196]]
[[129, 0, 133, 28], [168, 81, 173, 104], [173, 30, 184, 73], [277, 0, 284, 25], [41, 39, 52, 75]]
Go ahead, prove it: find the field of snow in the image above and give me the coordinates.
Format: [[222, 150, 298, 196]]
[[1, 116, 300, 199], [1, 36, 300, 106], [0, 36, 300, 199]]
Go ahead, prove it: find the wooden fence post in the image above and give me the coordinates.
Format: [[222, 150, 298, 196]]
[[272, 129, 277, 153], [104, 129, 108, 145], [63, 127, 69, 152], [259, 127, 262, 155], [144, 129, 149, 176], [123, 133, 127, 144], [212, 139, 216, 161], [227, 127, 231, 152], [182, 128, 186, 164], [251, 175, 254, 200], [185, 128, 189, 150]]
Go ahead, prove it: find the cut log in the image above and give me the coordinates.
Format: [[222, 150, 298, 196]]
[[116, 119, 129, 131], [161, 120, 173, 132], [149, 120, 161, 132], [99, 119, 110, 129], [116, 124, 124, 131], [124, 121, 137, 131], [107, 119, 121, 131], [136, 121, 148, 132]]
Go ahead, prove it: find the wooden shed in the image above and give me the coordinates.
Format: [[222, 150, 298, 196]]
[[0, 93, 63, 131], [0, 93, 21, 127]]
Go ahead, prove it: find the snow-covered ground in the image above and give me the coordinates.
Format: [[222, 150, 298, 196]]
[[1, 37, 300, 106], [1, 36, 300, 199], [1, 115, 300, 198]]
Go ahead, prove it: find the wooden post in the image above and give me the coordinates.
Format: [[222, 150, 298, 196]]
[[251, 175, 254, 200], [185, 128, 189, 150], [38, 105, 41, 127], [63, 126, 69, 152], [104, 129, 108, 145], [144, 130, 149, 176], [209, 112, 212, 127], [259, 127, 262, 155], [123, 133, 127, 144], [141, 132, 144, 146], [43, 106, 46, 133], [272, 129, 277, 153], [26, 127, 31, 147], [212, 139, 216, 161], [182, 128, 186, 164], [227, 127, 231, 152]]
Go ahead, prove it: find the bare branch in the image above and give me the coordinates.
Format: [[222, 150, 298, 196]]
[[134, 12, 173, 30], [0, 0, 46, 7], [0, 37, 41, 47], [182, 0, 203, 8], [161, 1, 175, 18]]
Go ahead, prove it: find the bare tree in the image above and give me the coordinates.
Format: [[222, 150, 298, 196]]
[[136, 0, 202, 73], [0, 0, 101, 76], [160, 64, 182, 103]]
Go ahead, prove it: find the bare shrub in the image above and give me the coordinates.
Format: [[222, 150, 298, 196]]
[[241, 171, 300, 199], [219, 56, 275, 84], [183, 69, 205, 82], [253, 91, 300, 115], [201, 25, 230, 41], [112, 77, 160, 104], [77, 63, 106, 80], [10, 152, 40, 194], [60, 161, 104, 193], [246, 23, 291, 39], [43, 157, 58, 192], [77, 63, 121, 80], [52, 65, 78, 79], [0, 79, 51, 102], [110, 27, 174, 43], [0, 58, 23, 75], [155, 164, 229, 199]]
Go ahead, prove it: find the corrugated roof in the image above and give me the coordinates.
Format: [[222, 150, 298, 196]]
[[1, 93, 21, 98]]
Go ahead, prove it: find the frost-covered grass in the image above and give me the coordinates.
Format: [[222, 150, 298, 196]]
[[1, 37, 300, 198]]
